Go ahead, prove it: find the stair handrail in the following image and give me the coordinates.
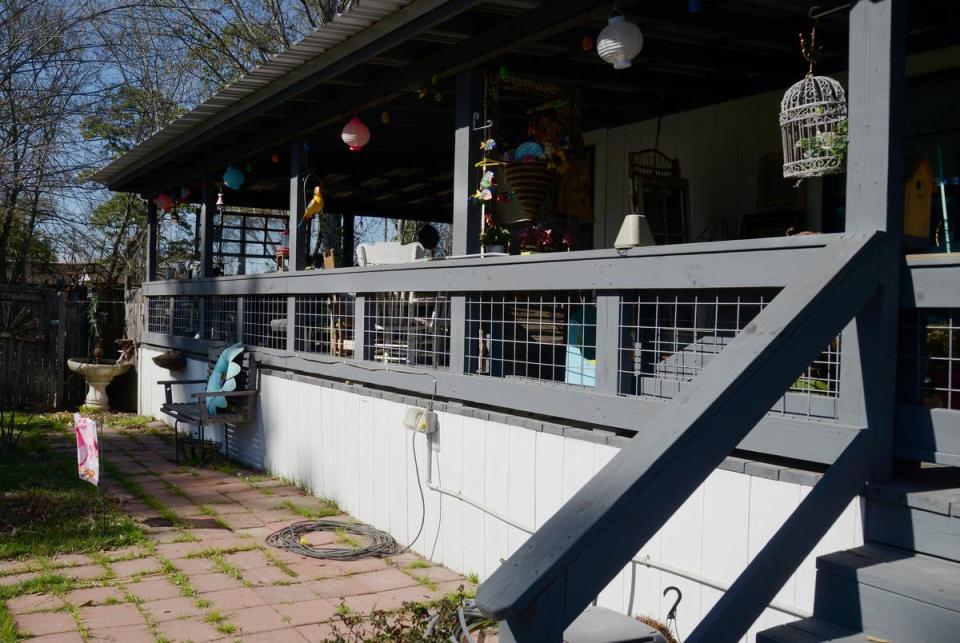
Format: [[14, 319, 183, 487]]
[[474, 231, 886, 641]]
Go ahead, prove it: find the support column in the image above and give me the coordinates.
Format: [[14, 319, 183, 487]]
[[199, 179, 217, 277], [289, 140, 308, 271], [452, 71, 482, 256], [146, 198, 158, 282], [838, 0, 905, 482], [341, 214, 355, 267]]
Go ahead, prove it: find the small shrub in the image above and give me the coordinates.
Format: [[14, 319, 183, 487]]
[[328, 587, 495, 642]]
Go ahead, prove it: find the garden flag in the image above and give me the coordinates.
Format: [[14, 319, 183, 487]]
[[74, 413, 100, 486]]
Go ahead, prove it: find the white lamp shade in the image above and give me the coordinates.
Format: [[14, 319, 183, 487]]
[[341, 117, 370, 151], [614, 214, 655, 249], [597, 14, 643, 70]]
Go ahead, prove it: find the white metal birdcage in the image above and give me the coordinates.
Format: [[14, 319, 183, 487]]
[[779, 74, 847, 179]]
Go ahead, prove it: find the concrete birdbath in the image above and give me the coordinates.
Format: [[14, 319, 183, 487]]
[[67, 359, 131, 411]]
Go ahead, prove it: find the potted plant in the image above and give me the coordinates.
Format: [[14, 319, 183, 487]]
[[480, 224, 511, 254], [518, 224, 555, 254]]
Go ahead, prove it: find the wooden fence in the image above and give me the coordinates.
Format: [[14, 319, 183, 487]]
[[0, 286, 126, 410]]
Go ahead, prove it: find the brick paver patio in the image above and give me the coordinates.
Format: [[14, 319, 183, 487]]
[[1, 420, 474, 641]]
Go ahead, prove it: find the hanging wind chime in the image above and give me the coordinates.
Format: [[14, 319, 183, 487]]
[[779, 22, 848, 180]]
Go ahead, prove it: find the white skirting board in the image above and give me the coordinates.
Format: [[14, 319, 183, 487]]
[[137, 347, 863, 642]]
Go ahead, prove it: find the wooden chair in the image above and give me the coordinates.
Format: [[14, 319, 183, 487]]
[[157, 343, 259, 464]]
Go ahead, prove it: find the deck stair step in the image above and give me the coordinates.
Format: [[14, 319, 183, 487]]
[[756, 617, 864, 642], [759, 543, 960, 643], [864, 467, 960, 562], [815, 544, 960, 642]]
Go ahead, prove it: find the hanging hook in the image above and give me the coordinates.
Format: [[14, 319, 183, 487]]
[[472, 112, 493, 131], [663, 586, 682, 621], [808, 3, 850, 20]]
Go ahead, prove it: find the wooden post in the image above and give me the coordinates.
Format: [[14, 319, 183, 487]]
[[353, 294, 367, 360], [200, 179, 217, 278], [341, 214, 355, 267], [839, 0, 905, 482], [594, 294, 621, 394], [55, 291, 66, 408], [146, 198, 158, 282], [289, 140, 308, 271], [452, 71, 482, 256]]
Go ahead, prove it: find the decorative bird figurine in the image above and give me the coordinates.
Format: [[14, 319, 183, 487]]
[[304, 185, 325, 220]]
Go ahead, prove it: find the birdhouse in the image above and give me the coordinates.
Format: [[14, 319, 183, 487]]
[[904, 158, 934, 239]]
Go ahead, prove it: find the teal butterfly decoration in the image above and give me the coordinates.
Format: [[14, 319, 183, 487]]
[[206, 343, 245, 415]]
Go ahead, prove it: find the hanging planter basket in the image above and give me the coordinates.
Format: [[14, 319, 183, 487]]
[[780, 74, 848, 180], [504, 161, 556, 218]]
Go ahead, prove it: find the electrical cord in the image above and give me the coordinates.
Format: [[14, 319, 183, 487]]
[[265, 519, 402, 561], [424, 597, 496, 643], [264, 354, 436, 560]]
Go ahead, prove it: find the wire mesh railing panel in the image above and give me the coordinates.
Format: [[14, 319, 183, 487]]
[[147, 296, 172, 334], [243, 295, 287, 350], [203, 296, 238, 342], [898, 308, 960, 410], [364, 293, 450, 368], [171, 296, 201, 338], [466, 292, 598, 387], [295, 295, 355, 357], [618, 289, 841, 420]]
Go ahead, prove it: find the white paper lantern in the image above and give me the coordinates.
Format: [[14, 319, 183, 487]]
[[597, 13, 643, 70], [341, 117, 370, 152]]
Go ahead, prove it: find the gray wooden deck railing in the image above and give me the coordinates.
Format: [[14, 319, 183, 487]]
[[141, 234, 869, 466]]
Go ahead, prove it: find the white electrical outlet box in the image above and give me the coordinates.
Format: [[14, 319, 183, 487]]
[[402, 407, 438, 433]]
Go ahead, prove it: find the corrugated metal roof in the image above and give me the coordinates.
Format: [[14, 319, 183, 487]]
[[89, 0, 421, 188]]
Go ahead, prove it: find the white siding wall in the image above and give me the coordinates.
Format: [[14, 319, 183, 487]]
[[137, 348, 863, 641]]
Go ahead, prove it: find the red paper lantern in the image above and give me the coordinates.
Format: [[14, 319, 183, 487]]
[[155, 192, 174, 212], [340, 117, 370, 152]]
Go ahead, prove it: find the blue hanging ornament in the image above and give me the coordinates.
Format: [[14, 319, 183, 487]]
[[223, 164, 244, 190]]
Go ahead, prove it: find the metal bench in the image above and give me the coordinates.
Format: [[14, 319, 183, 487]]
[[157, 343, 258, 464]]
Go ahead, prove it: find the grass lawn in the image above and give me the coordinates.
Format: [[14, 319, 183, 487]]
[[0, 413, 144, 560]]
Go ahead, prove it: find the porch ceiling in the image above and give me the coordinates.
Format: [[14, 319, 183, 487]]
[[94, 0, 958, 218]]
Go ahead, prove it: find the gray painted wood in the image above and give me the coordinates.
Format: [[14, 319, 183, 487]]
[[141, 235, 837, 296], [593, 294, 619, 395], [452, 71, 481, 256], [288, 139, 307, 272], [866, 499, 960, 563], [353, 294, 366, 361], [688, 431, 872, 643], [895, 405, 960, 464], [901, 257, 960, 308], [448, 295, 467, 374], [817, 544, 960, 613], [142, 329, 863, 465], [758, 618, 862, 643], [814, 568, 960, 641], [839, 0, 907, 483], [474, 232, 882, 638], [200, 180, 216, 277], [146, 199, 158, 282]]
